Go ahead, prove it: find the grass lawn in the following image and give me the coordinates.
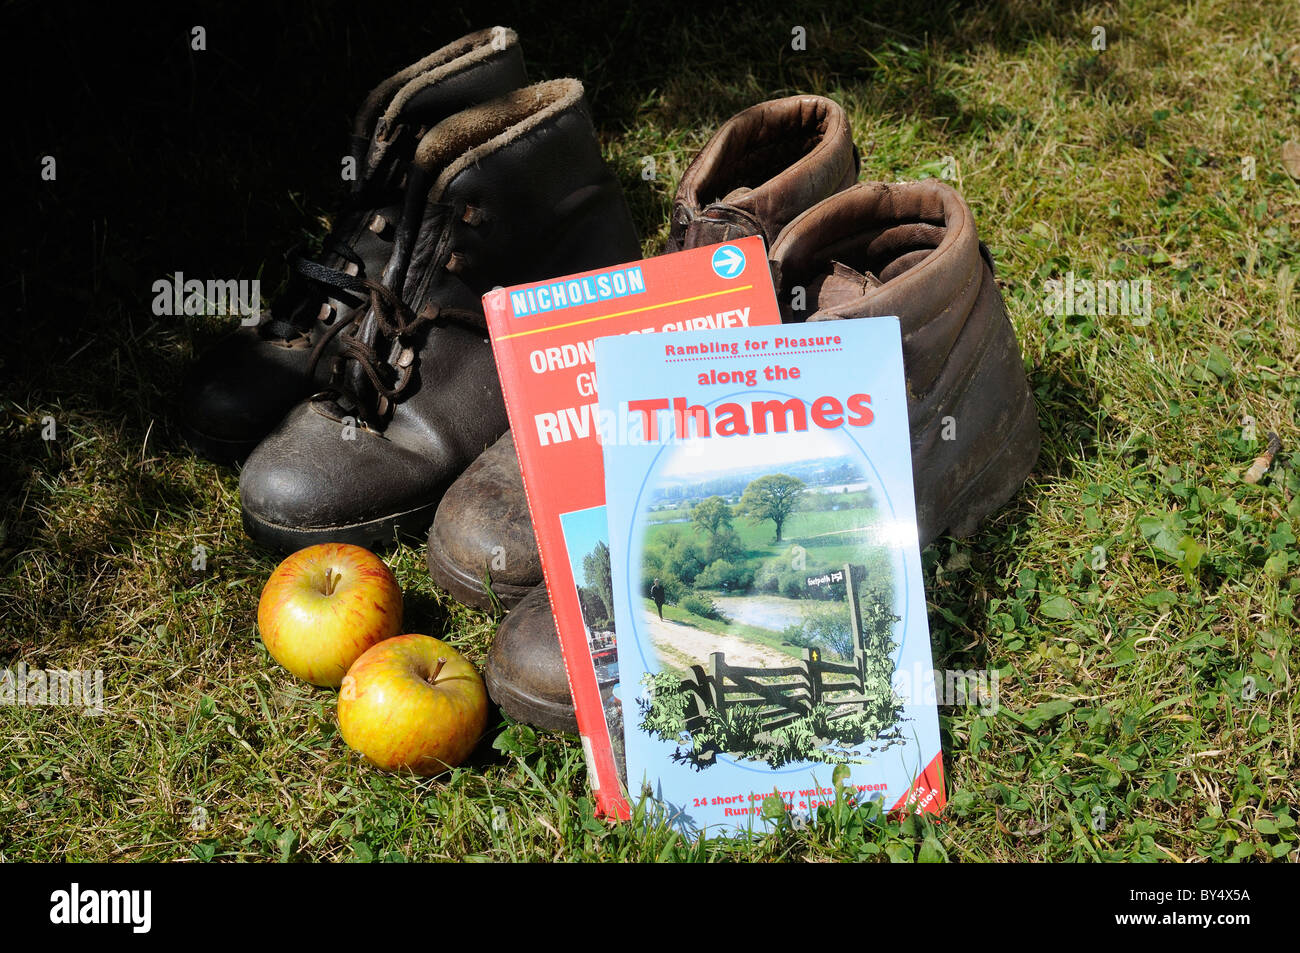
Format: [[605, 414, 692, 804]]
[[4, 0, 1297, 861]]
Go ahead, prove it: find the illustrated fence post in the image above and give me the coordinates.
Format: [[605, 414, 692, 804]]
[[801, 648, 821, 711], [684, 665, 710, 734], [844, 562, 866, 693], [708, 652, 727, 717], [683, 664, 719, 765]]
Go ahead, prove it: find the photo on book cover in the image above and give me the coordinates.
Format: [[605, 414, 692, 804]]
[[557, 505, 625, 779], [631, 431, 911, 773]]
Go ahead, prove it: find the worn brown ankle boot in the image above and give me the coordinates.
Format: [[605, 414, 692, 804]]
[[485, 583, 578, 733], [426, 431, 541, 609], [664, 94, 858, 251], [770, 179, 1041, 545], [427, 95, 859, 611]]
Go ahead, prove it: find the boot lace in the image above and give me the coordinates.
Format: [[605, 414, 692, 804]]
[[309, 277, 482, 419], [310, 197, 486, 420], [261, 238, 372, 340]]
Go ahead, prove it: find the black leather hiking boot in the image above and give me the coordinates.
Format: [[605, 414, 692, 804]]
[[179, 28, 525, 462], [427, 95, 859, 612], [238, 79, 641, 551]]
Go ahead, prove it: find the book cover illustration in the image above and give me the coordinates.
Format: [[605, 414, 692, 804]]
[[596, 320, 945, 834], [482, 236, 781, 819]]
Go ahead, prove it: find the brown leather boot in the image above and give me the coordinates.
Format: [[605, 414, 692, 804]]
[[770, 179, 1041, 546], [664, 94, 858, 252], [426, 431, 541, 609], [180, 29, 526, 462], [486, 583, 578, 733], [427, 94, 859, 611]]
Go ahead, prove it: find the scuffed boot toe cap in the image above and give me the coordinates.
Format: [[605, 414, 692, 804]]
[[485, 585, 577, 733], [427, 432, 541, 610], [238, 402, 440, 552]]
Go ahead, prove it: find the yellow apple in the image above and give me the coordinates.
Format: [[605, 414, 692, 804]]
[[338, 634, 488, 775], [258, 543, 403, 687]]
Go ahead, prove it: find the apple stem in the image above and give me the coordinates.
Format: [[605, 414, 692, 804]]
[[324, 569, 337, 596], [430, 657, 447, 684]]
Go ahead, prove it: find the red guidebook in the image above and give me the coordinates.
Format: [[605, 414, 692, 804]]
[[483, 236, 781, 817]]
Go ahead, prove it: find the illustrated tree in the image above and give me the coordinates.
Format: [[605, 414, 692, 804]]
[[582, 540, 614, 624], [691, 495, 733, 540], [691, 495, 741, 561], [738, 474, 805, 542]]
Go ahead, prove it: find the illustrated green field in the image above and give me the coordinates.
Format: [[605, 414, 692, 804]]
[[4, 0, 1297, 862], [648, 491, 873, 524], [646, 502, 878, 575]]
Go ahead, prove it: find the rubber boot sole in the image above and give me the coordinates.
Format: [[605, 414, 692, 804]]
[[484, 662, 578, 734], [425, 541, 536, 611], [240, 501, 438, 554]]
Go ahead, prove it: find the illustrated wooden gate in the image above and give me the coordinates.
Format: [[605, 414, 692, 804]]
[[677, 563, 885, 761]]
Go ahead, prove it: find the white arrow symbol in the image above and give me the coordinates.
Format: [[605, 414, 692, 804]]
[[716, 248, 743, 275]]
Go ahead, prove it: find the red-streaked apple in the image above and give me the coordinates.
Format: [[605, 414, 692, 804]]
[[258, 543, 403, 687], [338, 634, 487, 775]]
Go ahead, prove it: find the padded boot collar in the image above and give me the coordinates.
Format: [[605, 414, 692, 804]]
[[413, 79, 586, 197], [355, 27, 526, 188], [667, 95, 858, 251], [769, 180, 987, 394]]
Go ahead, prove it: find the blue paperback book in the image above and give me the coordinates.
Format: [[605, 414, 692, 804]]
[[595, 319, 946, 834]]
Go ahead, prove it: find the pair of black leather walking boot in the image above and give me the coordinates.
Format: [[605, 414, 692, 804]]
[[181, 28, 640, 550], [425, 96, 1042, 732]]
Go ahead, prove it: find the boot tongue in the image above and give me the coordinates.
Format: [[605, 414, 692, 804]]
[[675, 186, 761, 249], [336, 167, 441, 416], [811, 260, 882, 311]]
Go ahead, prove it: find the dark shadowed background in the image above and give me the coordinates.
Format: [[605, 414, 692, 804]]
[[9, 0, 1090, 381]]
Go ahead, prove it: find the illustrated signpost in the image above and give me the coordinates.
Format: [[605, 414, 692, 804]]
[[808, 561, 864, 650]]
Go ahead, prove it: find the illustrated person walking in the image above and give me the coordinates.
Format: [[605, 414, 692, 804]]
[[651, 577, 665, 620]]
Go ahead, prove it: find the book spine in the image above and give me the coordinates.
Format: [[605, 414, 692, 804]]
[[483, 294, 630, 820]]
